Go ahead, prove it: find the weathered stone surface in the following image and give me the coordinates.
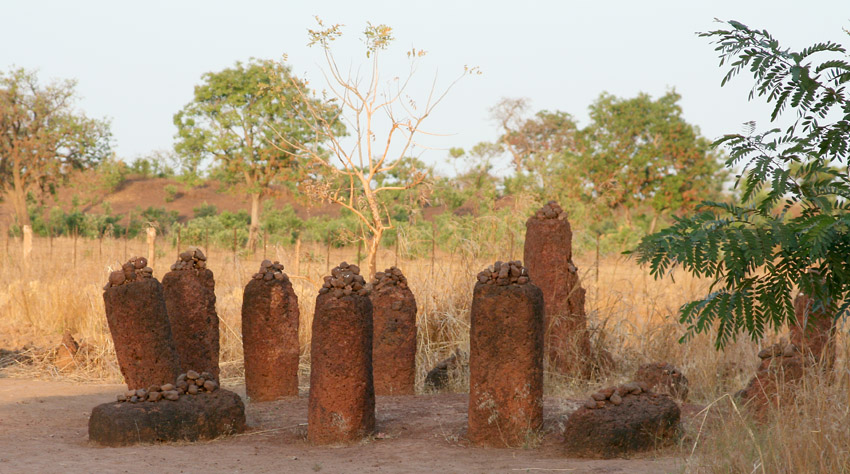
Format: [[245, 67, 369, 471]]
[[634, 362, 689, 401], [791, 292, 836, 367], [563, 391, 680, 458], [308, 292, 375, 444], [162, 268, 220, 378], [103, 277, 180, 389], [468, 281, 544, 447], [241, 276, 300, 401], [88, 389, 246, 446], [369, 269, 417, 395], [523, 207, 592, 376]]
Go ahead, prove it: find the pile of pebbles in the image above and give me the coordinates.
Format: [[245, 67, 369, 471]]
[[757, 338, 800, 360], [104, 257, 154, 289], [476, 260, 530, 286], [116, 370, 219, 404], [533, 200, 567, 220], [319, 262, 369, 297], [370, 266, 409, 291], [583, 382, 650, 409], [170, 246, 207, 271], [251, 259, 289, 282]]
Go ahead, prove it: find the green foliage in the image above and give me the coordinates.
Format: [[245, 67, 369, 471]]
[[97, 156, 128, 192], [193, 202, 218, 218], [129, 152, 175, 178], [632, 21, 850, 348], [164, 185, 178, 203]]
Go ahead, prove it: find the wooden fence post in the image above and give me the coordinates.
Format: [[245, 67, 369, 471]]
[[147, 226, 157, 268]]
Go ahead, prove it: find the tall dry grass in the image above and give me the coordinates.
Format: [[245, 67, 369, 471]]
[[0, 235, 848, 470]]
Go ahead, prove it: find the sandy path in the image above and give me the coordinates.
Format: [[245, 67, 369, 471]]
[[0, 378, 681, 473]]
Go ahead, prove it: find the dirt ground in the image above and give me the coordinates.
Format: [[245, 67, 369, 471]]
[[0, 377, 682, 473]]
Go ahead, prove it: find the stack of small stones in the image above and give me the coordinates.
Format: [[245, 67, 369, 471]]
[[757, 338, 800, 361], [476, 260, 530, 286], [370, 266, 409, 291], [533, 200, 567, 220], [251, 259, 289, 282], [583, 382, 650, 409], [115, 370, 219, 404], [318, 262, 369, 297], [170, 246, 207, 271], [104, 257, 154, 289]]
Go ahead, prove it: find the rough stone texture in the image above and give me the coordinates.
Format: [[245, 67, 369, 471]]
[[468, 281, 544, 447], [563, 391, 680, 458], [738, 338, 808, 419], [88, 389, 246, 446], [103, 277, 180, 389], [523, 206, 592, 376], [162, 268, 220, 378], [308, 292, 375, 444], [791, 292, 836, 368], [369, 268, 417, 395], [634, 362, 689, 401], [241, 276, 300, 401]]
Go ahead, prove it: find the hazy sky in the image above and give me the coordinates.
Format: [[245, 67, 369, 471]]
[[2, 1, 848, 175]]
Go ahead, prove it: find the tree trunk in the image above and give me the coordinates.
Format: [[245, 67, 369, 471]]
[[10, 159, 29, 226], [247, 193, 261, 250], [648, 212, 660, 234], [367, 228, 383, 279]]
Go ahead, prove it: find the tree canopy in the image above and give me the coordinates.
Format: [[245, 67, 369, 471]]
[[173, 58, 341, 248], [632, 21, 850, 348], [0, 67, 111, 225]]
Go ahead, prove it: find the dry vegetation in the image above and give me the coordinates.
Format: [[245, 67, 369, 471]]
[[1, 235, 848, 472]]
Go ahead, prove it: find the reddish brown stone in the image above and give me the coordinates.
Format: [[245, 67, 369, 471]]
[[523, 212, 592, 375], [308, 293, 375, 444], [738, 355, 806, 420], [369, 281, 417, 395], [563, 391, 680, 458], [103, 278, 180, 389], [468, 281, 544, 447], [634, 362, 689, 401], [88, 388, 246, 446], [791, 293, 836, 368], [241, 277, 300, 401], [162, 268, 220, 378]]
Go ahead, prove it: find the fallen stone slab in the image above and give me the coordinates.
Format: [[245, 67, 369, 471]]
[[88, 389, 246, 446], [563, 389, 680, 458]]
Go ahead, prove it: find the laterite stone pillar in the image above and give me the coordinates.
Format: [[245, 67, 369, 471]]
[[369, 266, 417, 395], [524, 201, 591, 375], [468, 261, 544, 447], [162, 247, 220, 378], [241, 260, 300, 401], [309, 262, 375, 444], [103, 257, 180, 389]]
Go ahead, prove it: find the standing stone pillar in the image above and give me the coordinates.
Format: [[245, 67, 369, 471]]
[[241, 260, 300, 401], [369, 266, 417, 395], [523, 201, 591, 375], [791, 292, 836, 368], [103, 257, 180, 389], [162, 247, 220, 378], [309, 262, 375, 444], [468, 261, 544, 447]]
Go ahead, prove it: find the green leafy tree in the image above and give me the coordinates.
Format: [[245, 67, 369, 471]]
[[580, 91, 725, 228], [0, 67, 111, 225], [633, 21, 850, 347], [173, 59, 340, 249]]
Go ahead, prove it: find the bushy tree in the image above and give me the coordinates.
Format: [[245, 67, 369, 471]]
[[0, 68, 111, 225], [633, 21, 850, 347], [173, 59, 341, 249]]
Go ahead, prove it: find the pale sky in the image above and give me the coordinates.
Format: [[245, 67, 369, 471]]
[[2, 0, 848, 176]]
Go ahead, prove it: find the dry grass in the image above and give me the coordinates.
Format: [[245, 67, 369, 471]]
[[0, 235, 848, 470]]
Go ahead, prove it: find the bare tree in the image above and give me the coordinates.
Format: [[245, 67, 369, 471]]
[[271, 19, 478, 277]]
